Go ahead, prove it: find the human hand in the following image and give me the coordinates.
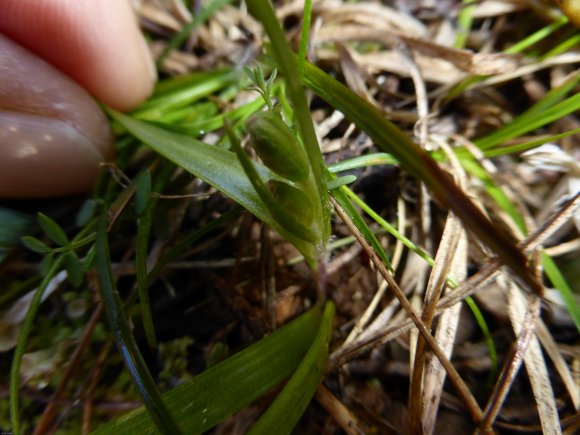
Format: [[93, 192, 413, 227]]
[[0, 0, 156, 197]]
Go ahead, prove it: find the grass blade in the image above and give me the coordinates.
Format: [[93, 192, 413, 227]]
[[248, 302, 335, 435], [302, 61, 540, 294], [94, 305, 323, 434], [542, 252, 580, 332], [10, 257, 64, 435], [475, 92, 580, 151], [96, 212, 182, 434]]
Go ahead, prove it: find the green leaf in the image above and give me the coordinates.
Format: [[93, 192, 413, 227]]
[[64, 251, 83, 287], [93, 305, 323, 434], [21, 236, 51, 254], [82, 244, 97, 272], [327, 175, 357, 190], [475, 84, 580, 151], [38, 213, 69, 246], [248, 302, 334, 435], [542, 252, 580, 332], [135, 170, 152, 216], [107, 109, 318, 265]]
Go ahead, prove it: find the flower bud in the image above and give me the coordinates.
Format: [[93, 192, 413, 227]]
[[247, 111, 309, 182], [267, 180, 317, 242]]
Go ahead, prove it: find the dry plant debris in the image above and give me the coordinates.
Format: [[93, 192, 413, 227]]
[[1, 0, 579, 433]]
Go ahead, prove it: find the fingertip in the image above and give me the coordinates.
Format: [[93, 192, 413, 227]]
[[0, 34, 114, 198], [0, 0, 156, 111]]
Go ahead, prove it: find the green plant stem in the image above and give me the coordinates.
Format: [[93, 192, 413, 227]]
[[96, 208, 182, 434], [10, 256, 64, 435], [298, 0, 312, 77]]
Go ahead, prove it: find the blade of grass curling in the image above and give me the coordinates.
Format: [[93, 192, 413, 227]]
[[108, 109, 318, 264], [302, 60, 541, 295], [246, 0, 330, 247], [94, 305, 323, 434], [10, 256, 64, 435], [96, 210, 182, 434], [248, 302, 335, 435]]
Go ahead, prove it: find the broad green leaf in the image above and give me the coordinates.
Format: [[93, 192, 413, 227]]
[[21, 236, 51, 254], [302, 60, 541, 294], [248, 302, 334, 435], [93, 305, 323, 434], [107, 109, 318, 264], [38, 213, 69, 246]]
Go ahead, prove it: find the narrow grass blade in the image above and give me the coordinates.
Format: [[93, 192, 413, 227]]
[[328, 153, 399, 172], [133, 69, 234, 120], [483, 128, 580, 158], [108, 109, 317, 263], [10, 257, 64, 435], [298, 0, 312, 77], [96, 214, 182, 434], [302, 60, 541, 294], [248, 302, 335, 435], [331, 186, 392, 269], [94, 305, 323, 434], [542, 252, 580, 332], [136, 162, 175, 350], [475, 92, 580, 151], [504, 15, 568, 54]]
